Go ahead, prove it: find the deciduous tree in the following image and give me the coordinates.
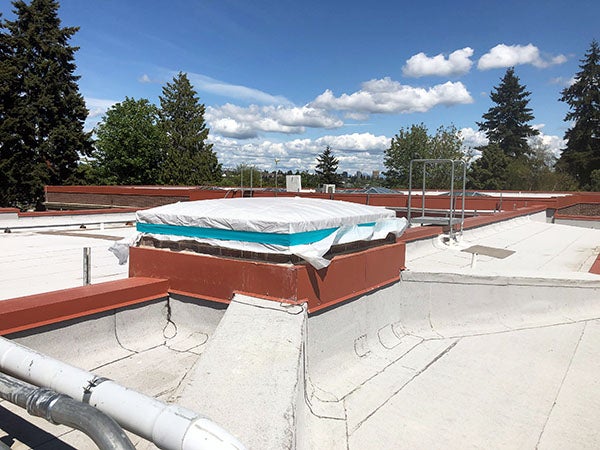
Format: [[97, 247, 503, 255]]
[[557, 40, 600, 189], [92, 98, 165, 185], [383, 124, 464, 188]]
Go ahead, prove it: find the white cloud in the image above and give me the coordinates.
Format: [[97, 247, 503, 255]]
[[549, 76, 577, 87], [403, 47, 474, 77], [478, 44, 567, 70], [85, 97, 118, 118], [208, 132, 389, 173], [206, 103, 343, 139], [316, 133, 389, 152], [138, 74, 152, 83], [84, 97, 118, 132], [311, 78, 473, 114], [186, 72, 290, 105], [459, 127, 489, 150], [459, 125, 565, 159], [529, 124, 566, 157]]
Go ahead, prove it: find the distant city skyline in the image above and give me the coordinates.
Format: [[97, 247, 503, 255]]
[[2, 0, 597, 173]]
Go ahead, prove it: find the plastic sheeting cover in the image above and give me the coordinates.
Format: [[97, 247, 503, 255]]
[[114, 197, 407, 269]]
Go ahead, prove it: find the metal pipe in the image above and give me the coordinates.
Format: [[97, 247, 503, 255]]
[[0, 337, 246, 450], [0, 372, 135, 450], [83, 247, 91, 285]]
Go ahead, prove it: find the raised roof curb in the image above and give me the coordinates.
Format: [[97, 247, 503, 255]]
[[0, 277, 169, 335]]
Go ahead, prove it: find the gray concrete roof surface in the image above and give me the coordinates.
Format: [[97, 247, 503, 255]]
[[1, 209, 600, 449]]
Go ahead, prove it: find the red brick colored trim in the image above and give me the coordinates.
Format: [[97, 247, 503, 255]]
[[0, 278, 169, 335], [129, 241, 406, 313], [555, 214, 600, 221], [18, 208, 138, 217], [590, 254, 600, 275], [399, 205, 546, 243], [0, 208, 20, 214]]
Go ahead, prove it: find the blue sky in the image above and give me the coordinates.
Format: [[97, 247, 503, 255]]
[[2, 0, 598, 174]]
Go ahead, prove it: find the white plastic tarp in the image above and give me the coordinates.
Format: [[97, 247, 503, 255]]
[[113, 197, 407, 269]]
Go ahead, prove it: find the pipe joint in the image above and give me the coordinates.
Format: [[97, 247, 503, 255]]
[[26, 387, 62, 424]]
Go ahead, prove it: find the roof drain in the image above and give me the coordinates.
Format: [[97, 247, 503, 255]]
[[0, 337, 245, 450], [0, 372, 135, 450]]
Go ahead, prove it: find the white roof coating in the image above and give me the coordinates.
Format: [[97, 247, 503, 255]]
[[406, 211, 600, 280], [2, 207, 600, 449], [0, 221, 134, 300]]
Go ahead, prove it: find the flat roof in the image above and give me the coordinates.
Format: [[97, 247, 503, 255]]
[[0, 213, 135, 300], [2, 203, 600, 448], [405, 211, 600, 281]]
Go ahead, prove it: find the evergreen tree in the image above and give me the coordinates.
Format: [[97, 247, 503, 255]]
[[477, 67, 538, 158], [92, 98, 165, 185], [315, 146, 339, 185], [557, 40, 600, 189], [469, 144, 510, 190], [159, 72, 221, 185], [0, 0, 92, 209]]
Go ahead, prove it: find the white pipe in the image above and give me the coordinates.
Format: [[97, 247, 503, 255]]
[[0, 337, 245, 450]]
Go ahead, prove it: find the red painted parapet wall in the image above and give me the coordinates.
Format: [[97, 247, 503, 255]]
[[129, 241, 406, 313], [46, 185, 600, 212], [0, 278, 169, 336]]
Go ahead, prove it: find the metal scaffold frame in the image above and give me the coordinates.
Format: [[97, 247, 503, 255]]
[[407, 159, 467, 240]]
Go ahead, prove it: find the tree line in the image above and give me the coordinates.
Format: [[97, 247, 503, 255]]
[[1, 1, 598, 209], [0, 0, 220, 210], [382, 41, 600, 192]]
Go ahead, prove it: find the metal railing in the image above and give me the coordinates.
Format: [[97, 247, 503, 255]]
[[407, 159, 467, 240]]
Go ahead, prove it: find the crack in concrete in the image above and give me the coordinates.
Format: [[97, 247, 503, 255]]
[[535, 321, 587, 448], [349, 339, 460, 436]]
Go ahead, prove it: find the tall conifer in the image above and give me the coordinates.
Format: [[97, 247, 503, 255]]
[[315, 146, 340, 185], [0, 0, 91, 209], [477, 67, 538, 158], [557, 40, 600, 189], [158, 72, 221, 185]]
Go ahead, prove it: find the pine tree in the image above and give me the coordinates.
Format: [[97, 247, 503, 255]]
[[315, 146, 339, 185], [159, 72, 221, 185], [0, 0, 92, 209], [557, 40, 600, 189], [477, 67, 538, 158]]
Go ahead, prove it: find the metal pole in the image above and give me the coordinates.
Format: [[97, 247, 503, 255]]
[[275, 159, 280, 196], [421, 162, 426, 219], [83, 247, 91, 286], [407, 161, 413, 227], [449, 161, 455, 240]]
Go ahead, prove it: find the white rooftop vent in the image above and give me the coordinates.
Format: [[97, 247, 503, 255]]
[[286, 175, 301, 192]]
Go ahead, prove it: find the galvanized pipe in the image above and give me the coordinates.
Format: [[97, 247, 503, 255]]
[[0, 337, 245, 450], [0, 372, 135, 450]]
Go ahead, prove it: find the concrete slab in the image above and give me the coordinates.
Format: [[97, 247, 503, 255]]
[[174, 294, 307, 450], [348, 322, 587, 449]]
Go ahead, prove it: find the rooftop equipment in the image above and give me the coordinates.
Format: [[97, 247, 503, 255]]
[[131, 197, 407, 269]]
